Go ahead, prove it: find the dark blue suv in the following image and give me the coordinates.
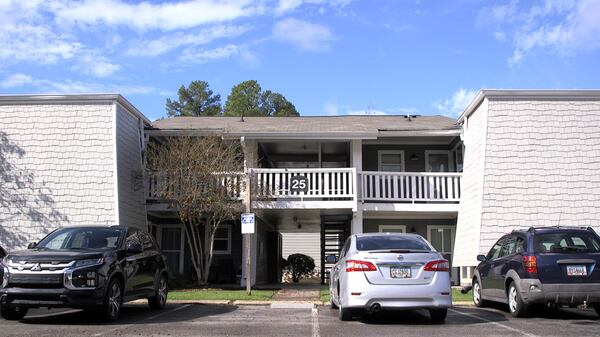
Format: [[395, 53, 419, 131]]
[[473, 227, 600, 317]]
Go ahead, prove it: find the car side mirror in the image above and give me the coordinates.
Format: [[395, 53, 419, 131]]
[[127, 241, 143, 255], [477, 254, 487, 262], [325, 255, 338, 263], [27, 242, 37, 249]]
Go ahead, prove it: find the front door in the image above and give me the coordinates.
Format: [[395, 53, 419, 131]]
[[425, 151, 452, 172]]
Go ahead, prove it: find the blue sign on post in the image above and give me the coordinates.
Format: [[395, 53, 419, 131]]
[[241, 213, 255, 234]]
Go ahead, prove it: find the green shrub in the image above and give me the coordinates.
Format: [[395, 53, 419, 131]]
[[287, 254, 315, 283]]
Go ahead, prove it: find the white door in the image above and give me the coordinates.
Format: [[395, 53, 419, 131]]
[[427, 226, 455, 259]]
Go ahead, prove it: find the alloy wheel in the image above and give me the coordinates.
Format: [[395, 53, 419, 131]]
[[158, 277, 168, 305], [473, 282, 481, 305], [109, 282, 122, 318], [508, 286, 518, 313]]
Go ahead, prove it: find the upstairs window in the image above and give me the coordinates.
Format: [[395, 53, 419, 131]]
[[378, 150, 404, 172]]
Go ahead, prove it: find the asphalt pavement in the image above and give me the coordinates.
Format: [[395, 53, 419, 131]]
[[0, 302, 599, 337]]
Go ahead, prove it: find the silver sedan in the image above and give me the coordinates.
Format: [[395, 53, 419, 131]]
[[327, 233, 452, 322]]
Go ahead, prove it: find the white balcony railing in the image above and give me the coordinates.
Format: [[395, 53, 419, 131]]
[[361, 171, 461, 203], [251, 168, 356, 201], [145, 171, 245, 201], [145, 169, 461, 206]]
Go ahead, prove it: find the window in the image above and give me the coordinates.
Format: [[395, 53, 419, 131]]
[[534, 232, 600, 253], [378, 150, 404, 172], [487, 240, 504, 260], [427, 226, 455, 255], [500, 236, 518, 257], [356, 235, 431, 251], [378, 225, 406, 233], [213, 225, 232, 255], [425, 150, 453, 172]]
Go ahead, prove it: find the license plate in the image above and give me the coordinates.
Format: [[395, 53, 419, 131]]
[[566, 265, 587, 276], [390, 266, 411, 278]]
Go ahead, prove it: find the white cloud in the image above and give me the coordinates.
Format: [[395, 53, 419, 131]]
[[433, 87, 478, 117], [273, 18, 333, 51], [51, 0, 264, 32], [276, 0, 352, 15], [179, 44, 241, 64], [71, 53, 120, 77], [127, 25, 249, 57], [481, 0, 600, 66], [493, 31, 507, 42], [0, 73, 169, 96], [323, 100, 413, 116], [0, 73, 33, 88]]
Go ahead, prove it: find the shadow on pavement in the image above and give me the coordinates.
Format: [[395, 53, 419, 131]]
[[476, 301, 599, 321], [19, 303, 238, 326]]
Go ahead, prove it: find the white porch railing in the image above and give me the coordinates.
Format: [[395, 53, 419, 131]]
[[361, 171, 461, 202], [251, 168, 356, 201], [145, 171, 245, 201]]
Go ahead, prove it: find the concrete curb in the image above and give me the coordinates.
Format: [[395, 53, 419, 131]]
[[134, 299, 473, 307]]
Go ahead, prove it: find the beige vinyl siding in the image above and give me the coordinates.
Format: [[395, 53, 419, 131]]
[[453, 99, 488, 267], [115, 104, 147, 230], [479, 98, 600, 252], [0, 103, 115, 250], [279, 222, 321, 272]]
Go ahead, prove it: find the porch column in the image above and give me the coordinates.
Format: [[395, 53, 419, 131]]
[[350, 139, 363, 234], [241, 138, 258, 287]]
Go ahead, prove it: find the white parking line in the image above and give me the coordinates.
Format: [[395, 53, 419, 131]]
[[449, 308, 539, 337], [311, 307, 320, 337]]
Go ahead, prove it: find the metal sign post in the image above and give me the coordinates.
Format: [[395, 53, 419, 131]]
[[241, 212, 255, 295]]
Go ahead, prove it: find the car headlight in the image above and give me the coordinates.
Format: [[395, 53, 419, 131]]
[[1, 256, 11, 266], [74, 258, 104, 268]]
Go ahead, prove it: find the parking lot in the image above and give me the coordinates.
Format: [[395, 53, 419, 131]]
[[1, 303, 599, 337]]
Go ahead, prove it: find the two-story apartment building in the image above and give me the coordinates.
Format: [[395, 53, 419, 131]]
[[146, 116, 463, 284], [2, 90, 600, 286]]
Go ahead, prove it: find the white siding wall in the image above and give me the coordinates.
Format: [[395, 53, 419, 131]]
[[453, 99, 488, 267], [479, 98, 600, 251], [0, 103, 115, 250], [116, 104, 147, 230], [279, 222, 321, 272]]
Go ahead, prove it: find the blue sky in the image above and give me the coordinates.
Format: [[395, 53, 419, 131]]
[[1, 0, 599, 120]]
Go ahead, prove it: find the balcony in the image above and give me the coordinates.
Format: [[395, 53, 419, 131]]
[[144, 169, 461, 211], [251, 168, 357, 210]]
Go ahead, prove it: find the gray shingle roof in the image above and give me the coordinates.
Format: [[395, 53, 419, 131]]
[[149, 115, 459, 139]]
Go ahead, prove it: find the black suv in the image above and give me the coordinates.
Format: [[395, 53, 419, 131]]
[[0, 226, 169, 321], [473, 227, 600, 317]]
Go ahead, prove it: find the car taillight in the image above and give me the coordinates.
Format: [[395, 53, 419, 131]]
[[345, 260, 377, 272], [522, 255, 537, 274], [423, 259, 450, 272]]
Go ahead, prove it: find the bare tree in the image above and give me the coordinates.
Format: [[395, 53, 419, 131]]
[[145, 136, 244, 285]]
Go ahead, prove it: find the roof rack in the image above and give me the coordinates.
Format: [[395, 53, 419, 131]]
[[511, 226, 595, 234]]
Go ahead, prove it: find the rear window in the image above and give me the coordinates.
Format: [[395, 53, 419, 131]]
[[534, 232, 600, 254], [356, 235, 431, 251]]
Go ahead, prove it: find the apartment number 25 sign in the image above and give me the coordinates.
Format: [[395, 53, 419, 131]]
[[290, 175, 309, 193]]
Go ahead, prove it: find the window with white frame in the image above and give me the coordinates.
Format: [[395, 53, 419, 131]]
[[213, 224, 232, 255], [378, 225, 406, 233], [378, 150, 404, 172]]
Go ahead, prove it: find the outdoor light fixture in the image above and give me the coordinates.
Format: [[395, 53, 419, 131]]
[[410, 153, 419, 161]]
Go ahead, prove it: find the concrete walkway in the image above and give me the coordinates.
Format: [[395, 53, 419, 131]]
[[271, 282, 321, 302]]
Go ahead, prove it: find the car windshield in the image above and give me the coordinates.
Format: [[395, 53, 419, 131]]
[[534, 232, 600, 254], [356, 235, 432, 252], [36, 227, 125, 250]]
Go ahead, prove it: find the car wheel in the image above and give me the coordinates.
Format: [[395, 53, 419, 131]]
[[429, 309, 447, 323], [103, 278, 123, 321], [507, 282, 528, 317], [0, 306, 28, 320], [472, 279, 487, 307], [148, 274, 168, 310]]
